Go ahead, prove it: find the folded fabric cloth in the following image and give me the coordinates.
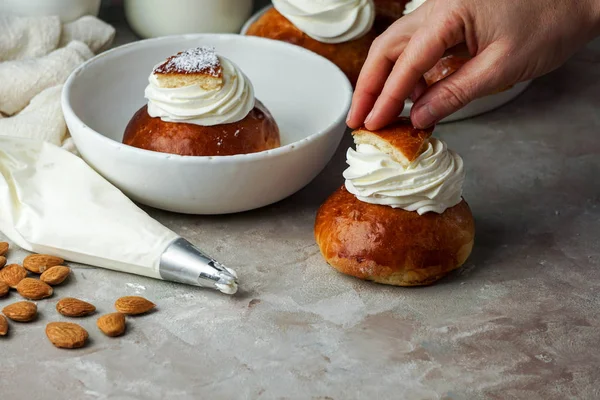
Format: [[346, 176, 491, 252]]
[[0, 15, 62, 61], [0, 14, 115, 150], [0, 85, 67, 146], [0, 14, 115, 62], [60, 15, 116, 54], [0, 41, 93, 115]]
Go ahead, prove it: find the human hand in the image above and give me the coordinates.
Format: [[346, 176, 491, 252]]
[[347, 0, 600, 130]]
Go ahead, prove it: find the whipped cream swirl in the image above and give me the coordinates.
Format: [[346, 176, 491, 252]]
[[403, 0, 427, 15], [145, 56, 255, 126], [272, 0, 375, 44], [344, 139, 465, 215]]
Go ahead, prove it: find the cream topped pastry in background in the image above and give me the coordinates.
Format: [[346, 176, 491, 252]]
[[271, 0, 375, 44], [123, 46, 280, 157], [145, 46, 255, 126], [246, 0, 379, 86], [315, 118, 475, 287]]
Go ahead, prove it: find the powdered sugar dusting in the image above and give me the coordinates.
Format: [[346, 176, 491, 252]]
[[154, 46, 222, 76]]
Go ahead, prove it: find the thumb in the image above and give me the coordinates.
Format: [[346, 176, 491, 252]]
[[410, 44, 516, 128]]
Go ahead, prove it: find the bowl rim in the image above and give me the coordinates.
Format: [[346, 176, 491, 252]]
[[62, 33, 353, 165], [240, 5, 272, 35]]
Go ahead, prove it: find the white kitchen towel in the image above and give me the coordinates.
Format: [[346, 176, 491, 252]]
[[60, 15, 116, 54], [0, 85, 67, 146], [0, 14, 114, 63], [0, 14, 114, 149], [0, 41, 93, 116], [0, 15, 62, 62]]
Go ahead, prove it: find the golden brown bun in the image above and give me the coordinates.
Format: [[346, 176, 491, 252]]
[[353, 117, 433, 165], [315, 186, 475, 286], [424, 53, 471, 86], [246, 8, 377, 86], [123, 101, 280, 157]]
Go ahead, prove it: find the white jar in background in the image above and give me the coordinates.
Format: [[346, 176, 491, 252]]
[[0, 0, 101, 22], [124, 0, 254, 38]]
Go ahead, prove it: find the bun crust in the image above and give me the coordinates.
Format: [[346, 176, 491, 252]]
[[424, 53, 471, 86], [353, 118, 433, 165], [123, 101, 280, 156], [153, 46, 224, 90], [246, 8, 377, 86], [315, 186, 475, 286], [373, 0, 410, 32]]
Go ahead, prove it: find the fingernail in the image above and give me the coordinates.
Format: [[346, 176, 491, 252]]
[[412, 103, 438, 128], [410, 88, 423, 103], [364, 110, 374, 125], [410, 80, 428, 103], [346, 105, 354, 124], [410, 88, 424, 103]]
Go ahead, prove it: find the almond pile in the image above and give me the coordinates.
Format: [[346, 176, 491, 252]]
[[0, 241, 157, 348]]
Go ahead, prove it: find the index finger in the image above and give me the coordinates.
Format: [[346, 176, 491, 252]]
[[365, 18, 464, 130], [347, 16, 422, 129]]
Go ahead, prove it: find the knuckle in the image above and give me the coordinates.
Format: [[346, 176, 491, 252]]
[[425, 1, 468, 49], [371, 33, 411, 60], [434, 17, 463, 49], [380, 88, 406, 105], [370, 35, 387, 54], [362, 84, 383, 98], [397, 51, 424, 79], [438, 80, 471, 109]]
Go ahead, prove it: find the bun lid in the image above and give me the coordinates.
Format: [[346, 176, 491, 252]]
[[352, 118, 433, 165], [153, 46, 224, 91]]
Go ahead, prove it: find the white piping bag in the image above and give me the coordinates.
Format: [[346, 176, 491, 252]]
[[0, 137, 238, 294]]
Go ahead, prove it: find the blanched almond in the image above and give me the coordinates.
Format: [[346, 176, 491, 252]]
[[0, 264, 28, 288], [0, 315, 8, 336], [23, 254, 64, 274], [97, 313, 126, 337], [16, 278, 53, 300], [115, 296, 155, 315], [0, 280, 8, 297], [2, 301, 37, 322], [45, 322, 88, 349], [56, 298, 96, 317], [40, 266, 71, 286], [0, 315, 7, 336]]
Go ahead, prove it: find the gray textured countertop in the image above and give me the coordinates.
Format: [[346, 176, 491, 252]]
[[2, 4, 600, 400]]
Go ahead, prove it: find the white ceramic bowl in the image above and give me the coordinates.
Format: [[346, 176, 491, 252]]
[[62, 34, 352, 215], [125, 0, 254, 38], [241, 6, 532, 123], [0, 0, 101, 22]]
